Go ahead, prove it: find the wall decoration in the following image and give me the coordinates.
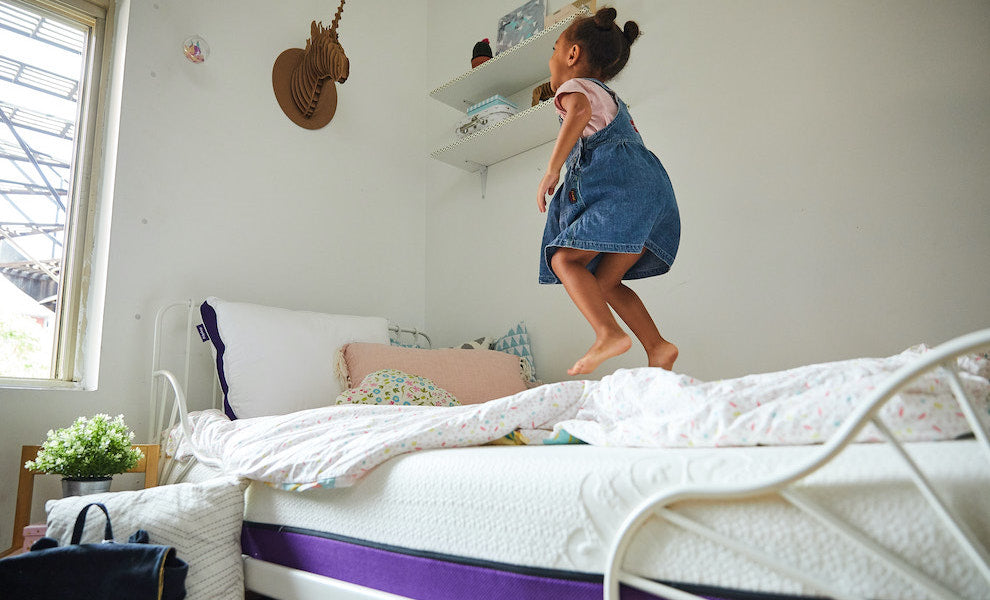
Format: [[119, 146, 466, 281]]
[[182, 35, 210, 63], [272, 0, 349, 130], [495, 0, 546, 55]]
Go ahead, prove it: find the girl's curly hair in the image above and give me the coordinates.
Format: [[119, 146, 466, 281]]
[[565, 7, 640, 81]]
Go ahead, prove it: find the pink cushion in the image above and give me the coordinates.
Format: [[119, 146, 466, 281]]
[[339, 343, 528, 405]]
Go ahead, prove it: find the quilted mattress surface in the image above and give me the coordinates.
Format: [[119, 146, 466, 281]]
[[182, 440, 989, 599]]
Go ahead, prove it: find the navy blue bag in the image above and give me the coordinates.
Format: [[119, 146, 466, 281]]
[[0, 502, 188, 599]]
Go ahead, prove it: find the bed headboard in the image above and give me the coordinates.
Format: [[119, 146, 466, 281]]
[[150, 301, 218, 443], [148, 299, 432, 442]]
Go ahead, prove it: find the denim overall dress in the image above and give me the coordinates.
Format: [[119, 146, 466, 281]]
[[539, 79, 680, 284]]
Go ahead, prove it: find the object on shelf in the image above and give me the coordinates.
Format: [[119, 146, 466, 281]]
[[471, 38, 493, 68], [468, 94, 517, 116], [182, 35, 210, 63], [495, 0, 546, 55], [531, 81, 553, 106], [429, 7, 589, 173], [272, 0, 349, 130], [429, 6, 589, 111], [547, 0, 596, 28], [456, 101, 519, 138], [432, 102, 558, 172]]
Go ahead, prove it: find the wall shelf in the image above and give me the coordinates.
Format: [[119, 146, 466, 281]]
[[431, 100, 557, 172], [429, 8, 588, 172], [430, 12, 579, 111]]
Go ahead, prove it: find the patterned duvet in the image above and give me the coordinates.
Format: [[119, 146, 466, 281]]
[[167, 345, 988, 490]]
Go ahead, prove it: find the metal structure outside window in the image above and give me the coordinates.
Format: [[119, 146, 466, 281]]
[[0, 0, 108, 383]]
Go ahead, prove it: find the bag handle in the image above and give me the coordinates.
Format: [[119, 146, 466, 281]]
[[70, 502, 115, 545]]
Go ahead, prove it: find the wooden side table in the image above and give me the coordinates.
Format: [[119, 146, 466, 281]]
[[1, 444, 159, 558]]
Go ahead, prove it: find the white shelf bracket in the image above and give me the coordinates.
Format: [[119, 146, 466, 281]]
[[466, 161, 489, 198]]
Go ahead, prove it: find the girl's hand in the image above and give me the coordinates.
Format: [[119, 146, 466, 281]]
[[537, 170, 559, 213]]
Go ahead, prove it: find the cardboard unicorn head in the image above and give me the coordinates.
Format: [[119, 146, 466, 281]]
[[273, 0, 349, 129]]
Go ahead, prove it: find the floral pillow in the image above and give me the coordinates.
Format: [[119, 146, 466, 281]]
[[335, 369, 460, 407]]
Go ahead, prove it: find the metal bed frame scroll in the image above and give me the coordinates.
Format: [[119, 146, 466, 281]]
[[603, 327, 990, 600]]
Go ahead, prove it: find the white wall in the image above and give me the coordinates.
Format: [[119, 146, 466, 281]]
[[0, 0, 429, 546], [425, 0, 990, 382]]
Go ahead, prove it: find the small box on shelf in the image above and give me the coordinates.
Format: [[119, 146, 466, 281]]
[[468, 95, 518, 116], [548, 1, 596, 29]]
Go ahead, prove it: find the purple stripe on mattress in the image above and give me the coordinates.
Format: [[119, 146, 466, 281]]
[[241, 525, 737, 600]]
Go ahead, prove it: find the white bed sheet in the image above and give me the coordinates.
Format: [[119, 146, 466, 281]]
[[176, 439, 989, 599]]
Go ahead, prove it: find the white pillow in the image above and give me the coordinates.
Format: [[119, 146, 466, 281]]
[[46, 477, 248, 600], [200, 297, 388, 418]]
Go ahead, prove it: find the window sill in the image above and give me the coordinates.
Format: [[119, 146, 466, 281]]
[[0, 378, 88, 392]]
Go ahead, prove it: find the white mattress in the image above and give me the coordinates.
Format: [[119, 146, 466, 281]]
[[177, 440, 990, 599]]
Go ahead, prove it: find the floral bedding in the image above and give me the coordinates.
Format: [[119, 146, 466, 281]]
[[167, 345, 989, 491]]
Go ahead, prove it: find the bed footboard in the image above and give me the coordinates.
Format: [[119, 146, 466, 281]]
[[603, 328, 990, 600]]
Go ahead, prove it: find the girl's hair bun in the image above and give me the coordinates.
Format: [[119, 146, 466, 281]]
[[622, 21, 640, 45], [568, 7, 640, 81], [593, 7, 618, 30]]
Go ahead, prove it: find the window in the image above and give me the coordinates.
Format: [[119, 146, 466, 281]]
[[0, 0, 111, 385]]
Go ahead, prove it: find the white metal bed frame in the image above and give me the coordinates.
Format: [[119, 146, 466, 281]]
[[149, 300, 990, 600], [604, 327, 990, 600]]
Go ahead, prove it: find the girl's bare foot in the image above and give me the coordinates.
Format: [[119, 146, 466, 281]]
[[648, 341, 679, 371], [568, 332, 632, 376]]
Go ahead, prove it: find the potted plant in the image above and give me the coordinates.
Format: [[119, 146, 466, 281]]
[[25, 414, 144, 497]]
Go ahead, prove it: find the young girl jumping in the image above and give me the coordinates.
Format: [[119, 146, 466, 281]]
[[538, 8, 680, 376]]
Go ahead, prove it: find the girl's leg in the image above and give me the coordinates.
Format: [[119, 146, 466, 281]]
[[594, 251, 679, 370], [550, 248, 632, 375]]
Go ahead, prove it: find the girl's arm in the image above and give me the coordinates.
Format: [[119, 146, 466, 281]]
[[537, 91, 592, 212]]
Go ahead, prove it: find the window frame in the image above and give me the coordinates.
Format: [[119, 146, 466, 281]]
[[1, 0, 114, 389]]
